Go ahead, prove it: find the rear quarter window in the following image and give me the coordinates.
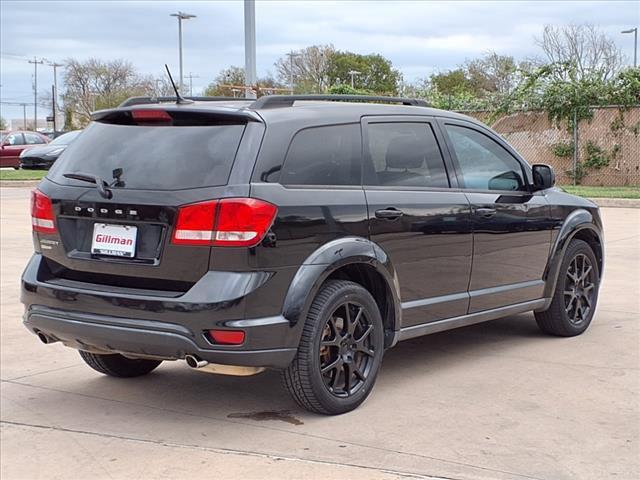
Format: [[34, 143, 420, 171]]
[[48, 122, 246, 190], [279, 124, 362, 186]]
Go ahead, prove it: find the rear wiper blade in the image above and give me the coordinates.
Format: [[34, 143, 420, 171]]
[[63, 172, 113, 199]]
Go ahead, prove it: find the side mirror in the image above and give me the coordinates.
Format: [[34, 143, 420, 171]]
[[532, 164, 555, 190]]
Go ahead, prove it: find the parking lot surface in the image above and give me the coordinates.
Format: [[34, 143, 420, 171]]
[[1, 186, 638, 480]]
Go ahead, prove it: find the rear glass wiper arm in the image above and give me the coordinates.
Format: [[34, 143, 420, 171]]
[[63, 172, 113, 199]]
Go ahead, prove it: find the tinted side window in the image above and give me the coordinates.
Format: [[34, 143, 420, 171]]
[[445, 124, 526, 191], [24, 133, 45, 144], [280, 124, 361, 186], [366, 123, 449, 188]]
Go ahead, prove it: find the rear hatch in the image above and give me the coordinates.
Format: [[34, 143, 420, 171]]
[[34, 106, 256, 294]]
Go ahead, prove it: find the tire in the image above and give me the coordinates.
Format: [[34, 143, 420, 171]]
[[79, 351, 162, 377], [282, 280, 385, 415], [535, 239, 600, 337]]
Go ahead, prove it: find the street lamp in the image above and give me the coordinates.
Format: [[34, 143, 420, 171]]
[[347, 70, 361, 89], [170, 11, 197, 93], [621, 27, 638, 68]]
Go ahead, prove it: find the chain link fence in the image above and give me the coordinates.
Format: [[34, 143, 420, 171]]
[[461, 106, 640, 187]]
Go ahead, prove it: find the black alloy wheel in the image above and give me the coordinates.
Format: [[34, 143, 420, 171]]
[[535, 239, 600, 337], [319, 301, 376, 397], [563, 253, 596, 326], [283, 280, 384, 415]]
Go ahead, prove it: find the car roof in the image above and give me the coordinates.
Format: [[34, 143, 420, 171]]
[[253, 100, 480, 126], [98, 96, 483, 129]]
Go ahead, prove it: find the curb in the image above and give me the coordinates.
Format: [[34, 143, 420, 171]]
[[0, 180, 41, 188], [590, 197, 640, 208]]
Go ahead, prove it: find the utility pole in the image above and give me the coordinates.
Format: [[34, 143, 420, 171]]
[[47, 61, 64, 131], [170, 11, 197, 92], [51, 85, 57, 132], [28, 57, 44, 129], [244, 0, 257, 99], [186, 72, 200, 96], [621, 27, 638, 68], [286, 51, 302, 94], [22, 103, 27, 129]]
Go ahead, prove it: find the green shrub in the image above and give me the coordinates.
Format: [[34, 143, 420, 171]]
[[583, 141, 610, 169], [552, 141, 575, 158]]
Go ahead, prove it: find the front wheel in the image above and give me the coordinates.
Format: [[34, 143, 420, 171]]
[[282, 280, 385, 415], [79, 351, 162, 377], [535, 239, 600, 336]]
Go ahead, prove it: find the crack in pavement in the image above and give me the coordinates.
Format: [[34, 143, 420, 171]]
[[1, 420, 446, 480], [2, 379, 545, 480], [3, 363, 83, 382]]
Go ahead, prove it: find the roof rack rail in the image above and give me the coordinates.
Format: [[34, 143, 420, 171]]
[[250, 94, 429, 109], [118, 96, 243, 108]]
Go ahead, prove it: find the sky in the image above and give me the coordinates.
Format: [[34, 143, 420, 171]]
[[1, 0, 639, 124]]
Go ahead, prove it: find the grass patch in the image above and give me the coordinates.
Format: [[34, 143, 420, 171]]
[[0, 169, 47, 181], [560, 185, 640, 199]]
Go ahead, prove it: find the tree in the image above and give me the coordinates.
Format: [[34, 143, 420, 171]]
[[326, 51, 401, 94], [63, 58, 153, 126], [535, 24, 625, 81], [203, 66, 246, 96], [275, 44, 335, 93], [203, 66, 285, 97], [464, 53, 520, 96], [430, 69, 474, 96], [0, 116, 6, 130]]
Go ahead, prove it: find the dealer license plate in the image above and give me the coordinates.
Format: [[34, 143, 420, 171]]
[[91, 223, 137, 258]]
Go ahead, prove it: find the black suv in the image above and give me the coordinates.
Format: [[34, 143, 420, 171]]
[[21, 95, 603, 414]]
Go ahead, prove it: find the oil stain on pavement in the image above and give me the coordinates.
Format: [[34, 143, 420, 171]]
[[228, 410, 304, 426]]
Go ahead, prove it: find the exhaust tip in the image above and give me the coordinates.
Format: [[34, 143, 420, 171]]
[[185, 354, 208, 369], [36, 332, 50, 344]]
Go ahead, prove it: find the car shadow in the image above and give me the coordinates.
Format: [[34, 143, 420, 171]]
[[43, 312, 547, 424]]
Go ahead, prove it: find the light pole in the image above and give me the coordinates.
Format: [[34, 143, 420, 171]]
[[621, 28, 638, 68], [244, 0, 257, 99], [170, 11, 196, 93], [347, 70, 361, 89], [286, 51, 302, 93]]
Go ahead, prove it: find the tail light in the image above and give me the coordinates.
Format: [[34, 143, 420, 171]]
[[31, 190, 56, 234], [131, 109, 172, 124], [172, 198, 277, 247]]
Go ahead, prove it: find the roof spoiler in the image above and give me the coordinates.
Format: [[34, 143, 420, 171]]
[[249, 94, 430, 109], [118, 96, 243, 108]]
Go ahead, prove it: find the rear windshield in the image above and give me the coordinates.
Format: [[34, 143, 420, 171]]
[[48, 121, 245, 190]]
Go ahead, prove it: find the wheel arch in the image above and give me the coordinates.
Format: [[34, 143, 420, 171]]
[[542, 208, 604, 300], [281, 237, 402, 349]]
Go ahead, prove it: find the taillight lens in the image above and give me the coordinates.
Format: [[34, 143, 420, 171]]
[[214, 198, 277, 247], [31, 190, 56, 234], [171, 198, 277, 247], [172, 200, 218, 245]]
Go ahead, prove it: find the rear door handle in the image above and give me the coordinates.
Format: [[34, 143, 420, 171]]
[[375, 208, 404, 220], [475, 207, 497, 218]]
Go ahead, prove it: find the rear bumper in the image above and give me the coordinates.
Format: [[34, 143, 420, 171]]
[[21, 254, 300, 368], [24, 306, 296, 367]]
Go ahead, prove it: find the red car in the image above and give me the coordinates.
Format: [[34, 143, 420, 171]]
[[0, 131, 50, 168]]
